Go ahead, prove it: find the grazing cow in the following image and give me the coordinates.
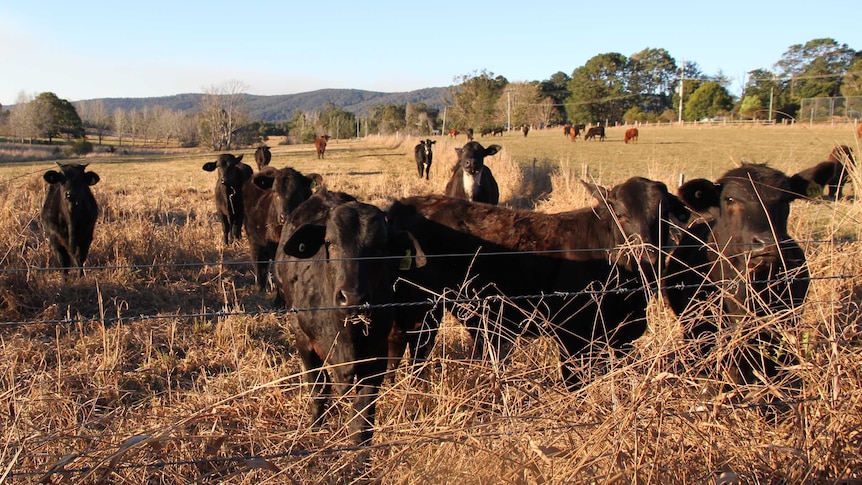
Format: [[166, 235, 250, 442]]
[[274, 188, 421, 445], [254, 145, 272, 170], [414, 139, 436, 180], [448, 129, 460, 138], [857, 122, 862, 139], [491, 127, 505, 136], [584, 126, 605, 141], [387, 177, 689, 387], [797, 145, 856, 199], [480, 128, 493, 137], [444, 141, 501, 205], [242, 167, 322, 292], [465, 128, 474, 141], [521, 124, 530, 137], [202, 154, 253, 244], [624, 128, 639, 144], [314, 135, 331, 159], [563, 124, 572, 137], [664, 164, 813, 386], [41, 163, 100, 275]]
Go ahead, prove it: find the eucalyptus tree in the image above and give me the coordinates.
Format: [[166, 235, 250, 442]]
[[564, 53, 629, 124], [445, 69, 508, 130]]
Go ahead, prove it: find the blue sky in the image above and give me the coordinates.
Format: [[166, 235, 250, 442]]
[[1, 0, 860, 106]]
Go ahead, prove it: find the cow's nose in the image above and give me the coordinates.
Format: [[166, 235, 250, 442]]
[[336, 289, 367, 307], [749, 236, 778, 256]]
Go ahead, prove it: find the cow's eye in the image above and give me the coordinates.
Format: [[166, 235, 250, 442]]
[[724, 196, 735, 204], [64, 191, 72, 199]]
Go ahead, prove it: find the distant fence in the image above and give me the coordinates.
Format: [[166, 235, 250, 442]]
[[799, 96, 862, 125]]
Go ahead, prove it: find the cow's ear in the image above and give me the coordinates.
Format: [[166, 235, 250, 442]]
[[390, 230, 427, 270], [86, 172, 100, 186], [284, 224, 326, 258], [430, 140, 436, 145], [202, 162, 217, 172], [308, 173, 323, 189], [788, 173, 820, 200], [253, 174, 275, 190], [236, 154, 244, 162], [484, 145, 502, 157], [678, 179, 721, 211], [579, 179, 609, 202], [43, 170, 64, 184]]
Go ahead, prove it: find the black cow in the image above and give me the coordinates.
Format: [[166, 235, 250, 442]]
[[41, 163, 100, 275], [242, 167, 322, 292], [480, 128, 493, 137], [203, 154, 253, 245], [584, 126, 605, 141], [521, 124, 530, 137], [465, 128, 474, 141], [491, 127, 505, 136], [253, 145, 272, 170], [664, 164, 813, 385], [274, 188, 420, 445], [797, 145, 856, 199], [444, 141, 502, 205], [387, 177, 689, 387], [414, 139, 436, 180]]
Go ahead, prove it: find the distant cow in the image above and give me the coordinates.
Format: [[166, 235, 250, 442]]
[[797, 145, 856, 199], [563, 124, 572, 136], [857, 122, 862, 139], [242, 167, 322, 292], [414, 139, 436, 180], [465, 128, 474, 141], [491, 127, 505, 136], [480, 128, 493, 137], [521, 124, 530, 137], [274, 188, 421, 445], [41, 163, 100, 275], [448, 129, 460, 138], [584, 126, 605, 141], [664, 164, 813, 385], [314, 135, 331, 159], [254, 145, 272, 170], [203, 153, 254, 244], [387, 177, 689, 386], [444, 141, 502, 205], [624, 128, 639, 144]]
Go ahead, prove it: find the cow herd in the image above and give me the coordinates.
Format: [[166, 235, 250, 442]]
[[38, 137, 857, 447]]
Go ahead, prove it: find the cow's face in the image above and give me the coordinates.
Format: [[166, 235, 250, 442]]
[[284, 202, 396, 310], [455, 142, 501, 175], [680, 164, 810, 270], [421, 139, 435, 155], [272, 169, 321, 224], [44, 164, 100, 209], [202, 154, 247, 192], [587, 177, 689, 268]]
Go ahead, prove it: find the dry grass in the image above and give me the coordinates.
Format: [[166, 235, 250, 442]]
[[1, 124, 862, 483]]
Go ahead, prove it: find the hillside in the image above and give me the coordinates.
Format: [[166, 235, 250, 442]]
[[75, 87, 449, 122]]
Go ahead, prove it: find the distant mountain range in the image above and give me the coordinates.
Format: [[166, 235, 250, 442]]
[[77, 87, 450, 122]]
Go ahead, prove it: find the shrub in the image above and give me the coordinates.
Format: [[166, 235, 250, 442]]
[[66, 138, 93, 156]]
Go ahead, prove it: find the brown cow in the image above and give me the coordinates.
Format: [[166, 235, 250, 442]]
[[797, 145, 856, 199], [314, 135, 331, 159], [243, 167, 322, 292], [448, 129, 460, 138], [624, 128, 639, 144], [254, 145, 272, 170], [388, 177, 689, 387], [857, 122, 862, 139], [521, 124, 530, 137]]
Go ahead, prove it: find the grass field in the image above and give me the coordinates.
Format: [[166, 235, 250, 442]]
[[1, 123, 862, 483]]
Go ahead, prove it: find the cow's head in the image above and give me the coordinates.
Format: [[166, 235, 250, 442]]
[[455, 141, 501, 175], [584, 177, 689, 270], [420, 139, 435, 154], [678, 164, 812, 270], [252, 168, 323, 224], [202, 153, 250, 192], [284, 200, 422, 311], [44, 163, 100, 208]]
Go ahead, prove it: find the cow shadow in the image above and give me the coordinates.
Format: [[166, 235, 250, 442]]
[[505, 159, 555, 210]]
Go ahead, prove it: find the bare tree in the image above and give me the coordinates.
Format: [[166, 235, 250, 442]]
[[112, 108, 127, 146], [8, 92, 37, 143], [200, 79, 249, 151], [77, 99, 111, 145]]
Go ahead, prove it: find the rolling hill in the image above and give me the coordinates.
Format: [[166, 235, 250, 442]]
[[75, 87, 450, 122]]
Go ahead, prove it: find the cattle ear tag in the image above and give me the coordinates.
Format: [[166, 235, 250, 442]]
[[399, 250, 413, 271], [806, 182, 823, 198]]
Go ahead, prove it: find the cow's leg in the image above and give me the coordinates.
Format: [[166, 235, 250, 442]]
[[250, 243, 268, 292], [218, 214, 230, 245], [50, 236, 73, 275], [349, 368, 385, 446], [295, 338, 331, 429]]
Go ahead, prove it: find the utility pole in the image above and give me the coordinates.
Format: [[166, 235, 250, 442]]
[[768, 75, 775, 122], [678, 59, 685, 124], [507, 91, 512, 131], [442, 106, 447, 135]]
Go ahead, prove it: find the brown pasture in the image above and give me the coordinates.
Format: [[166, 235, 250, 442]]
[[1, 123, 861, 483]]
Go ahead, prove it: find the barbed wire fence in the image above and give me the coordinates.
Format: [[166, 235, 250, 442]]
[[2, 239, 862, 480]]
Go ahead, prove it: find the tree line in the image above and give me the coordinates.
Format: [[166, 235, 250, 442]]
[[1, 37, 858, 152]]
